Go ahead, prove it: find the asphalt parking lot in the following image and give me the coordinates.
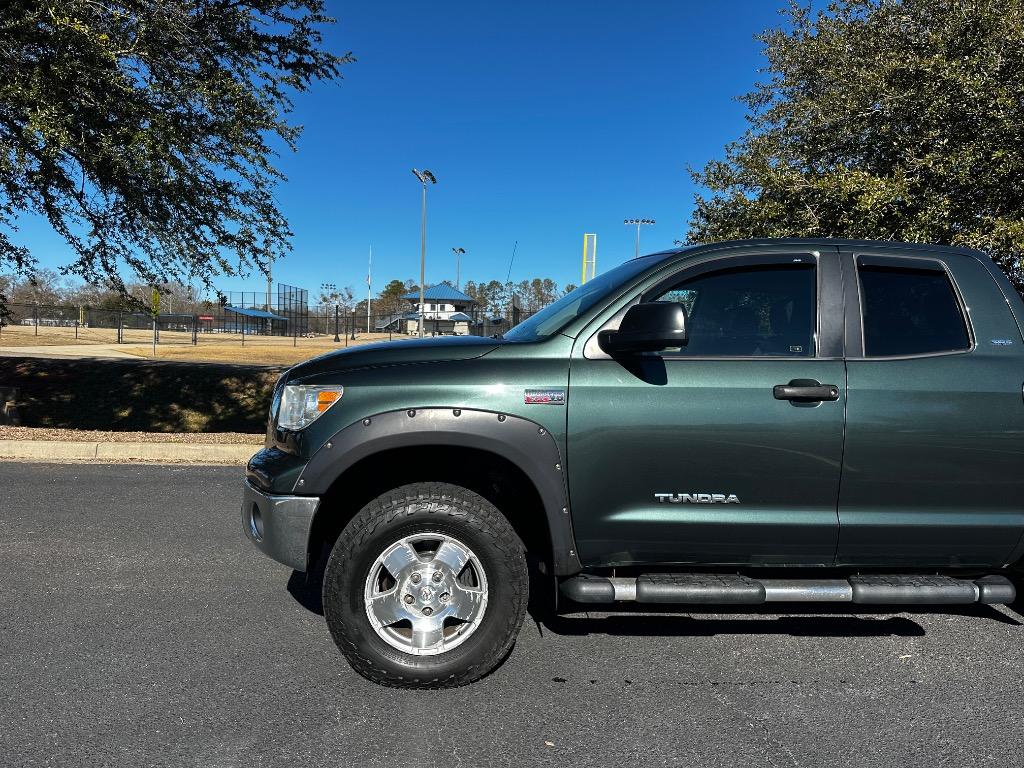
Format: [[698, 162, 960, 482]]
[[2, 463, 1023, 767]]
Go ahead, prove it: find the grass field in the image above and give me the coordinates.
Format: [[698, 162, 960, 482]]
[[0, 323, 117, 346], [0, 323, 407, 364]]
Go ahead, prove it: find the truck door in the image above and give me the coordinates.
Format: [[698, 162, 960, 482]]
[[836, 248, 1024, 567], [566, 247, 846, 567]]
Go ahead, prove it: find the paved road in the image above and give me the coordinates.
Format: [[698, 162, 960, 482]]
[[2, 464, 1023, 767]]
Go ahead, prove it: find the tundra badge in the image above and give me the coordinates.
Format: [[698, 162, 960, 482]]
[[655, 493, 741, 504]]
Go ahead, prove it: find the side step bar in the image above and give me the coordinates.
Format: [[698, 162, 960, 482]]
[[560, 573, 1017, 606]]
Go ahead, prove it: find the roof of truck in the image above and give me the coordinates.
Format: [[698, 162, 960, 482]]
[[640, 238, 989, 262]]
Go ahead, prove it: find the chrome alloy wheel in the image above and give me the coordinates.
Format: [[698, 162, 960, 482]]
[[363, 533, 489, 656]]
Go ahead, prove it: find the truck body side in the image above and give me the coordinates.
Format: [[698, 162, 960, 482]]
[[245, 239, 1024, 578]]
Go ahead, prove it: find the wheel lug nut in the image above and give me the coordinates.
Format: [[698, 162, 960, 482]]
[[440, 593, 450, 603], [403, 594, 414, 604], [411, 573, 421, 584], [422, 607, 433, 616], [432, 571, 443, 583]]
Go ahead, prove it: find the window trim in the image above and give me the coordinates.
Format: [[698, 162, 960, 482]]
[[583, 251, 831, 361], [848, 252, 976, 361]]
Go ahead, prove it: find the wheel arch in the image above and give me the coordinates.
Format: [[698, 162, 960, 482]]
[[299, 408, 583, 576]]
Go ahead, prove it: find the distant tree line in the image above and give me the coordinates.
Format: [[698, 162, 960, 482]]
[[2, 269, 228, 315], [2, 270, 579, 319], [462, 278, 577, 315], [314, 277, 578, 320]]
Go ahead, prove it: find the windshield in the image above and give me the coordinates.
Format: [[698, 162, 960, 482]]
[[503, 254, 665, 342]]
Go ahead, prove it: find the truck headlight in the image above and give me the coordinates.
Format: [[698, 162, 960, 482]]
[[277, 385, 343, 431]]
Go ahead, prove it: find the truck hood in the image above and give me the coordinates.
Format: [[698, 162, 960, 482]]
[[285, 335, 504, 379]]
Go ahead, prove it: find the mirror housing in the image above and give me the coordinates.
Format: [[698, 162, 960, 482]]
[[597, 301, 688, 356]]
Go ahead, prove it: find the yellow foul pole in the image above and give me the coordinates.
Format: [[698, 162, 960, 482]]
[[581, 233, 587, 284]]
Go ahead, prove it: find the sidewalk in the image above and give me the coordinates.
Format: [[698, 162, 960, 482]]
[[0, 344, 142, 359], [0, 427, 261, 464]]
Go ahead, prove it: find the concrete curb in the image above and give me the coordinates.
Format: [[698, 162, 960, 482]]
[[0, 440, 257, 464]]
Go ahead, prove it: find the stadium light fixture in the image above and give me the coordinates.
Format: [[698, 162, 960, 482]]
[[624, 218, 656, 259]]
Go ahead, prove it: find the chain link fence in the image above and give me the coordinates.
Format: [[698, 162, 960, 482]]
[[0, 301, 538, 353]]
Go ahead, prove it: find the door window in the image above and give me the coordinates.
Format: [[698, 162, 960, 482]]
[[652, 263, 817, 357], [857, 261, 970, 357]]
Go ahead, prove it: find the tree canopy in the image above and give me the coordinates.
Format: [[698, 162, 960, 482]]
[[688, 0, 1024, 294], [0, 0, 349, 304], [372, 279, 413, 316]]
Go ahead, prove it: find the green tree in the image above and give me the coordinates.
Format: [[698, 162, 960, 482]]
[[376, 279, 411, 315], [534, 277, 558, 308], [688, 0, 1024, 294], [461, 280, 481, 307], [480, 280, 506, 315], [514, 279, 531, 310], [0, 0, 350, 304]]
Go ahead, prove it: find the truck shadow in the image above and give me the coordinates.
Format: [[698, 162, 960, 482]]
[[288, 569, 325, 615], [533, 602, 1021, 639]]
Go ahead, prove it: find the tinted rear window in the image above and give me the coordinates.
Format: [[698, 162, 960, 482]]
[[858, 264, 970, 357]]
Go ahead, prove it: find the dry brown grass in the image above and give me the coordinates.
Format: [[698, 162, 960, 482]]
[[0, 322, 409, 364], [0, 324, 119, 346], [121, 332, 395, 364]]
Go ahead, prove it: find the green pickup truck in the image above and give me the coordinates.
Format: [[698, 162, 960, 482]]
[[242, 238, 1024, 688]]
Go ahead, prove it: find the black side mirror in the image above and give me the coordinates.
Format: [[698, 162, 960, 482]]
[[597, 302, 688, 356]]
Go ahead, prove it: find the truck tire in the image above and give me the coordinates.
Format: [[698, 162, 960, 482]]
[[322, 482, 529, 688]]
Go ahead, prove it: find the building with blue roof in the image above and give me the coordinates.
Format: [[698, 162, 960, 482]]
[[400, 283, 477, 336], [400, 284, 475, 304]]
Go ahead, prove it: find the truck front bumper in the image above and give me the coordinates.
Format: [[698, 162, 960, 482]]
[[241, 480, 320, 572]]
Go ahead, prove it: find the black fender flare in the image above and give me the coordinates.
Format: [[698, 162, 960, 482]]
[[295, 407, 583, 576]]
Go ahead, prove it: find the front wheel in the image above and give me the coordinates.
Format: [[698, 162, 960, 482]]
[[322, 482, 529, 688]]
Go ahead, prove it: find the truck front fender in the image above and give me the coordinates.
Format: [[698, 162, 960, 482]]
[[294, 407, 584, 575]]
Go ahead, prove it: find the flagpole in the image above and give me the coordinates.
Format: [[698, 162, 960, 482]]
[[367, 245, 372, 334]]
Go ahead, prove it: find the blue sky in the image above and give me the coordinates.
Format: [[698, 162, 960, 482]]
[[20, 1, 792, 298]]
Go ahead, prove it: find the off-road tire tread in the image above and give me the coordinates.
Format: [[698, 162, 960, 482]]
[[323, 481, 528, 688]]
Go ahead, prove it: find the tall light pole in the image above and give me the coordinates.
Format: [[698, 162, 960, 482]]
[[265, 258, 273, 336], [452, 247, 465, 291], [366, 245, 372, 335], [266, 259, 273, 312], [624, 218, 655, 259], [322, 282, 340, 342], [412, 168, 437, 338]]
